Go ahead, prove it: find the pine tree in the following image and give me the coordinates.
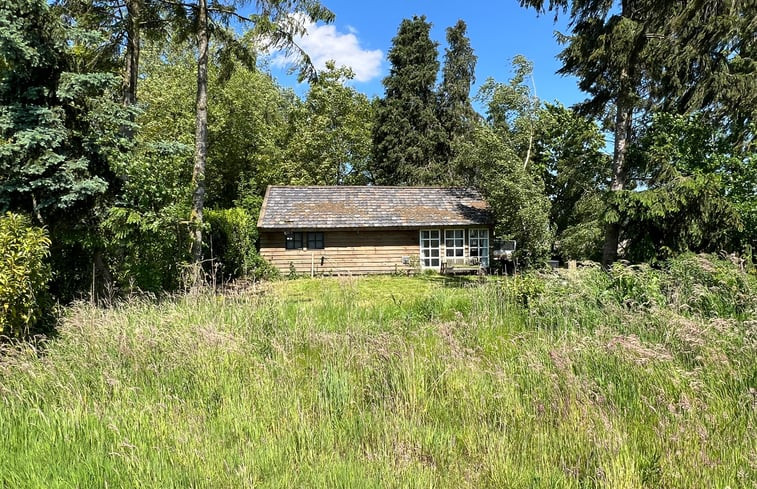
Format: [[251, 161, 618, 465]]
[[437, 19, 477, 183], [372, 15, 443, 186]]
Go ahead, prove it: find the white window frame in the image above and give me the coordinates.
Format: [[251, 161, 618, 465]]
[[444, 229, 465, 261], [419, 229, 441, 269], [468, 228, 490, 267]]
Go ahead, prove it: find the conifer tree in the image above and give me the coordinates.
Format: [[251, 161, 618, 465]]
[[158, 0, 334, 282], [0, 0, 129, 223], [520, 0, 754, 266], [372, 15, 443, 186], [437, 19, 478, 183]]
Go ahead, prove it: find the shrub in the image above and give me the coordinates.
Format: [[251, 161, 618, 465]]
[[205, 207, 277, 281], [102, 203, 189, 293], [0, 213, 51, 338], [500, 273, 545, 307]]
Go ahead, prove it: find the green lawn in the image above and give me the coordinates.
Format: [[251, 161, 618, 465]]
[[1, 256, 755, 488]]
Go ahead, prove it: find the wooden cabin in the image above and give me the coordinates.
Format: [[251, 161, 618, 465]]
[[257, 186, 494, 275]]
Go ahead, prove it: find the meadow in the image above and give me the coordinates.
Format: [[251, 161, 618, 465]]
[[1, 254, 755, 488]]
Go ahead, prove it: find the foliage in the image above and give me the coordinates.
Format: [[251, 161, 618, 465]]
[[533, 104, 610, 260], [0, 213, 51, 338], [649, 1, 756, 146], [498, 272, 544, 307], [205, 207, 275, 281], [0, 259, 754, 486], [206, 60, 293, 203], [0, 0, 131, 222], [478, 55, 540, 166], [102, 202, 189, 294], [473, 58, 553, 265], [663, 253, 755, 319], [282, 62, 373, 186], [520, 0, 755, 265], [620, 113, 744, 262], [436, 19, 477, 178], [372, 15, 444, 185], [456, 125, 552, 265], [101, 133, 192, 293]]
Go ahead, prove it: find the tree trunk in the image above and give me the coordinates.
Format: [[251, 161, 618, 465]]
[[123, 0, 140, 107], [190, 0, 209, 285], [602, 89, 633, 268]]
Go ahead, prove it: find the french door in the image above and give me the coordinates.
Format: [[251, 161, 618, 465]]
[[419, 229, 441, 269]]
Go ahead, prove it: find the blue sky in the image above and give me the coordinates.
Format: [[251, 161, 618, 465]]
[[264, 0, 584, 110]]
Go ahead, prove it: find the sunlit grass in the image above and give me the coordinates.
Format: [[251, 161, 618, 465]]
[[1, 256, 754, 487]]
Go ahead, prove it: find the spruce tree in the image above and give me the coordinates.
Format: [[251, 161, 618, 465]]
[[0, 0, 129, 222], [372, 15, 443, 186], [437, 19, 477, 183]]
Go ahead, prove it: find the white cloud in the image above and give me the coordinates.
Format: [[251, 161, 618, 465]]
[[272, 17, 382, 83]]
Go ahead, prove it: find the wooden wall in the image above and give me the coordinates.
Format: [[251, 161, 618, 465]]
[[259, 229, 419, 275]]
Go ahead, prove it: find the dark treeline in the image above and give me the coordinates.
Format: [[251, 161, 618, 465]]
[[1, 0, 754, 319]]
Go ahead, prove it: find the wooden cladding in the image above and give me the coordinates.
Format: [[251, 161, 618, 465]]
[[260, 229, 418, 275], [259, 227, 491, 276]]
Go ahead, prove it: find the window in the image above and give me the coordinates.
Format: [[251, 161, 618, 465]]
[[419, 229, 440, 268], [285, 232, 324, 250], [285, 232, 303, 249], [469, 229, 489, 267], [308, 232, 324, 249], [444, 229, 465, 259]]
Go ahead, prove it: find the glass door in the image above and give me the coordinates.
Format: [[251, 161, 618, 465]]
[[469, 228, 490, 267], [444, 229, 465, 261], [419, 230, 441, 269]]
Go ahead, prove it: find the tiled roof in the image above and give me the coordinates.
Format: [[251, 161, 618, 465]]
[[257, 186, 492, 229]]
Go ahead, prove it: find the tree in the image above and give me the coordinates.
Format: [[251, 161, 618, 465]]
[[437, 19, 477, 181], [207, 62, 293, 204], [372, 15, 443, 185], [158, 0, 333, 283], [620, 112, 746, 261], [472, 57, 553, 264], [282, 62, 373, 186], [456, 124, 552, 265], [0, 0, 131, 222], [478, 55, 540, 171], [1, 0, 137, 299], [60, 0, 165, 126], [533, 103, 610, 260], [520, 0, 755, 266], [103, 42, 295, 291]]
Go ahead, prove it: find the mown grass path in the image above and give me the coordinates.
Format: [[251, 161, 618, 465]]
[[1, 258, 755, 487]]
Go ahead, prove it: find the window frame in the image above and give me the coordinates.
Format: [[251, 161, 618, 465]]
[[444, 229, 465, 260], [285, 231, 324, 250], [468, 228, 490, 267], [419, 229, 441, 269], [307, 232, 324, 250]]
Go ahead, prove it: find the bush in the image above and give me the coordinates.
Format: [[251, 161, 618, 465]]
[[103, 203, 189, 293], [500, 273, 545, 307], [205, 207, 277, 281], [0, 213, 51, 338]]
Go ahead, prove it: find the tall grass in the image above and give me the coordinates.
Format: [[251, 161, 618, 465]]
[[1, 254, 754, 488]]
